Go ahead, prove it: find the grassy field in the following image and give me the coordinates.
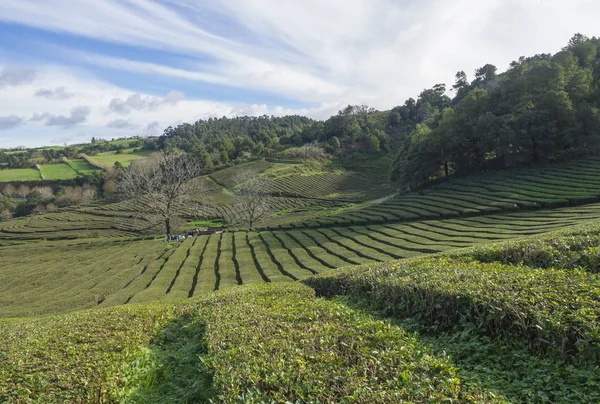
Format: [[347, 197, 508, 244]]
[[2, 156, 600, 402], [84, 151, 149, 169], [67, 158, 101, 175], [91, 153, 147, 166], [0, 168, 41, 182], [38, 163, 79, 180], [0, 160, 101, 182]]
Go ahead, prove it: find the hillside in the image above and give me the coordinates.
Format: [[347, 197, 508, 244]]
[[2, 224, 599, 402], [4, 156, 600, 316], [1, 154, 600, 402]]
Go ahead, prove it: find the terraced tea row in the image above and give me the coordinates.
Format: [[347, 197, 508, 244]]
[[297, 157, 600, 229], [3, 203, 600, 318], [0, 211, 140, 243], [268, 171, 391, 201], [214, 196, 344, 226], [208, 159, 273, 188], [208, 159, 392, 203]]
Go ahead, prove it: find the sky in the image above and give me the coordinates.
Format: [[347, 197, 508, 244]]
[[0, 0, 599, 148]]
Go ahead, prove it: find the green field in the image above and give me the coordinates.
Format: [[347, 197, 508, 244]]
[[0, 161, 101, 182], [89, 152, 148, 167], [2, 156, 600, 402], [38, 163, 79, 180], [0, 168, 41, 182], [67, 159, 101, 175]]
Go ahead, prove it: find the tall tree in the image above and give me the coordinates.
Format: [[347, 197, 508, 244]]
[[230, 169, 273, 229], [118, 151, 209, 236]]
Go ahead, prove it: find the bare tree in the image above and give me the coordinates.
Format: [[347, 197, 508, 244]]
[[282, 142, 326, 162], [230, 169, 273, 229], [118, 151, 209, 236]]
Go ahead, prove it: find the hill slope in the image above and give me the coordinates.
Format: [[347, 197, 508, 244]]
[[2, 156, 600, 402], [2, 224, 600, 402]]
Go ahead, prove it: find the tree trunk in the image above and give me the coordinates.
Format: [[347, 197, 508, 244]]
[[444, 161, 449, 177], [165, 217, 171, 236]]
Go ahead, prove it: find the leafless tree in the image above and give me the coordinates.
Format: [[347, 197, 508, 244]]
[[230, 169, 273, 229], [282, 142, 326, 162], [118, 151, 210, 236]]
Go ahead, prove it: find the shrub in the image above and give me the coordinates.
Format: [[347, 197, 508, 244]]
[[282, 143, 327, 161], [119, 283, 490, 403], [457, 229, 600, 273], [304, 258, 600, 362]]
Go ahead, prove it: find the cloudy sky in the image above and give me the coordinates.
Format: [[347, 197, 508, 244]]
[[0, 0, 599, 148]]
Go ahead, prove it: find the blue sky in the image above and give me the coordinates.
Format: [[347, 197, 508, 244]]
[[1, 0, 599, 148]]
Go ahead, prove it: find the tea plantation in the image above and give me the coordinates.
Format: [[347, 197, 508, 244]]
[[1, 157, 600, 402]]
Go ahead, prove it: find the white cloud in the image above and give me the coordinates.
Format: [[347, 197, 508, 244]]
[[31, 106, 91, 128], [0, 63, 336, 147]]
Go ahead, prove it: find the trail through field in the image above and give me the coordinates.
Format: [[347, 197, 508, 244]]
[[373, 193, 397, 204]]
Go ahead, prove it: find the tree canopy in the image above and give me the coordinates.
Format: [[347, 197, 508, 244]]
[[390, 34, 600, 191]]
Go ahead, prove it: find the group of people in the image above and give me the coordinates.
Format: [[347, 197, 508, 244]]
[[166, 228, 224, 242], [166, 234, 185, 242], [186, 229, 204, 237]]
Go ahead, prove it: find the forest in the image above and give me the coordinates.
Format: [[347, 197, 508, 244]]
[[390, 33, 600, 189]]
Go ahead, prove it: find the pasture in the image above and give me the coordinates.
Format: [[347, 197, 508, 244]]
[[67, 158, 100, 175], [84, 151, 149, 169], [38, 163, 79, 180], [0, 168, 41, 182], [0, 160, 102, 182]]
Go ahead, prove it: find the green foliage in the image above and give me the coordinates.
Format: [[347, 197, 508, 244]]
[[460, 224, 600, 272], [119, 283, 493, 403], [118, 313, 214, 403], [0, 302, 195, 402], [159, 116, 315, 159], [390, 35, 600, 190], [281, 143, 327, 160], [416, 325, 600, 403], [305, 257, 600, 362]]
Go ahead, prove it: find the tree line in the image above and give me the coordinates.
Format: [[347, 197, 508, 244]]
[[390, 33, 600, 190]]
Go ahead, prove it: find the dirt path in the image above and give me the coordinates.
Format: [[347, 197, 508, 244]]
[[373, 193, 397, 204]]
